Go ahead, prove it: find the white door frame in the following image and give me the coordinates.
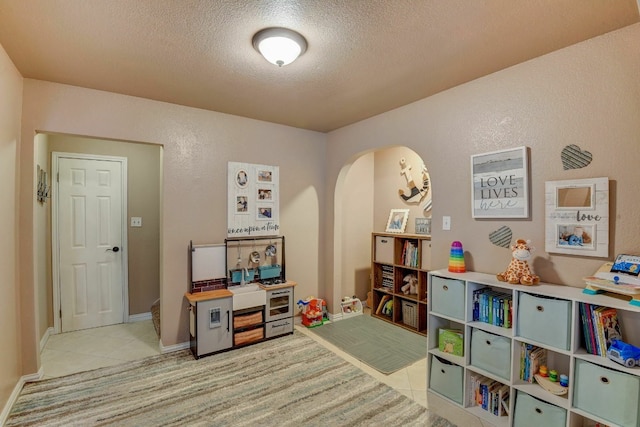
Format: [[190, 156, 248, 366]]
[[51, 152, 129, 334]]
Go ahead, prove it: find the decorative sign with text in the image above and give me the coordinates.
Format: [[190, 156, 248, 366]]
[[545, 177, 609, 258], [471, 147, 529, 219], [227, 162, 280, 237]]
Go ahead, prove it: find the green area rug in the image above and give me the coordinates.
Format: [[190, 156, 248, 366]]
[[309, 314, 427, 374], [7, 331, 452, 427]]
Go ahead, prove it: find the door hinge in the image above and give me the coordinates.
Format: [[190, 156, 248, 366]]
[[59, 309, 62, 319], [57, 172, 59, 182]]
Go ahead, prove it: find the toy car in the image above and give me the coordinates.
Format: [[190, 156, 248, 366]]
[[606, 339, 640, 368]]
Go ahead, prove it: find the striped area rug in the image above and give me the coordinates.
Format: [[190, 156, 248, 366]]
[[7, 331, 455, 427]]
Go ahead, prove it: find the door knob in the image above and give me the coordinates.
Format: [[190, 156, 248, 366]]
[[106, 246, 120, 252]]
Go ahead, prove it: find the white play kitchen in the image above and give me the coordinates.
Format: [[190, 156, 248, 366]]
[[185, 236, 295, 359]]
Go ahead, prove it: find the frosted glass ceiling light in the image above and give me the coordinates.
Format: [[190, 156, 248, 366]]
[[253, 27, 307, 67]]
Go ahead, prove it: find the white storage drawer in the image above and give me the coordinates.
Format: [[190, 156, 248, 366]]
[[431, 276, 465, 321], [429, 355, 463, 404], [470, 328, 511, 380], [265, 319, 293, 338], [573, 359, 640, 427], [374, 236, 394, 264], [517, 292, 571, 350], [513, 391, 567, 427]]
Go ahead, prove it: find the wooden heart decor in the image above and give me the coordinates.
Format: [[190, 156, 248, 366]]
[[489, 226, 512, 248], [561, 144, 592, 170]]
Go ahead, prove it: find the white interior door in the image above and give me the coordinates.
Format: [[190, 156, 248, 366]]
[[55, 155, 127, 332]]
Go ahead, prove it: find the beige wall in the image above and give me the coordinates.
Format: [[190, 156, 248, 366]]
[[18, 81, 326, 371], [374, 147, 427, 234], [0, 43, 23, 412], [340, 152, 374, 301], [47, 134, 161, 316], [325, 24, 640, 314]]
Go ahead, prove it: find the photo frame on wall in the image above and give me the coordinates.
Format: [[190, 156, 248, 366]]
[[545, 177, 609, 257], [385, 209, 410, 233], [228, 162, 280, 237], [470, 146, 529, 219]]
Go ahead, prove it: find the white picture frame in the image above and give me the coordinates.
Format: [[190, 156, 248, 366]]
[[470, 146, 529, 219], [545, 177, 609, 257], [385, 209, 409, 233]]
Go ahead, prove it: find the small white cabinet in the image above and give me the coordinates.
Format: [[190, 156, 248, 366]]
[[427, 269, 640, 427]]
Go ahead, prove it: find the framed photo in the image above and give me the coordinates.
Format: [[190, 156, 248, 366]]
[[545, 177, 609, 257], [236, 169, 249, 188], [385, 209, 409, 233], [257, 170, 272, 182], [415, 217, 431, 235], [236, 196, 248, 214], [257, 188, 272, 200], [257, 206, 272, 220], [470, 146, 529, 218]]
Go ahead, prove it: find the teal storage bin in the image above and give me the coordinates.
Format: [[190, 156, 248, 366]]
[[513, 391, 566, 427], [431, 276, 465, 321], [517, 292, 571, 350], [573, 359, 640, 427], [230, 268, 255, 284], [470, 328, 511, 380], [429, 355, 463, 404]]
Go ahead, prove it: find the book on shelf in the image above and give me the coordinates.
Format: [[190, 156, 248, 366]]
[[578, 302, 623, 356], [375, 295, 391, 315]]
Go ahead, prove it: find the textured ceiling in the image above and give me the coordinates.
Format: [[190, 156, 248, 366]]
[[0, 1, 638, 133]]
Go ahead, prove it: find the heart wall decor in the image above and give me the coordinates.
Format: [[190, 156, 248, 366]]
[[489, 226, 513, 248], [561, 144, 592, 170]]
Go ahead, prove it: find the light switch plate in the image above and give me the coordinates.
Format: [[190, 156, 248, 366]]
[[442, 216, 451, 231], [131, 217, 142, 227]]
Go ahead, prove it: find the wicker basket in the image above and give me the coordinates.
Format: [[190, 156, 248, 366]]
[[402, 300, 418, 328]]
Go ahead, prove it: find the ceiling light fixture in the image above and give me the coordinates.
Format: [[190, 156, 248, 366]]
[[252, 27, 307, 67]]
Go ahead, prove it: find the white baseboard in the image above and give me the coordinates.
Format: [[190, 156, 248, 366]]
[[160, 340, 190, 354], [128, 312, 152, 322], [0, 367, 43, 425], [39, 327, 54, 352]]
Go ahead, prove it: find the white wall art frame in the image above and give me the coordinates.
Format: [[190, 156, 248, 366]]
[[228, 162, 279, 237], [545, 177, 609, 257], [471, 146, 529, 218]]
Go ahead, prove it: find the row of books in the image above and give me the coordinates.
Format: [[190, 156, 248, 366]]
[[519, 343, 547, 383], [472, 288, 512, 328], [401, 240, 419, 268], [380, 265, 394, 289], [468, 373, 509, 417], [579, 302, 622, 356]]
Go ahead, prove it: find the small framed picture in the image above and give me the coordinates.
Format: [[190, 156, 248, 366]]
[[257, 170, 272, 182], [415, 217, 431, 235], [385, 209, 409, 233], [257, 206, 272, 220], [257, 188, 272, 200], [236, 169, 249, 188], [236, 196, 248, 214]]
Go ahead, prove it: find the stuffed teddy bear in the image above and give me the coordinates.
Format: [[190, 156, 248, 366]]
[[401, 273, 418, 294], [496, 239, 540, 285]]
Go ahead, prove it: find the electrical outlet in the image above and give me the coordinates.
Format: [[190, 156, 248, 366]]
[[130, 217, 142, 227], [442, 216, 451, 231]]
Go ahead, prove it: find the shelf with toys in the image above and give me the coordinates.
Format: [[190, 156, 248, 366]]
[[427, 240, 640, 427], [370, 232, 431, 335]]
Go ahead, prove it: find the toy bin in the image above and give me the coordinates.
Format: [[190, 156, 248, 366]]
[[402, 300, 418, 328], [258, 265, 281, 280], [429, 355, 463, 404], [430, 276, 465, 321], [513, 391, 567, 427], [470, 328, 511, 380], [573, 359, 640, 427], [517, 292, 571, 350]]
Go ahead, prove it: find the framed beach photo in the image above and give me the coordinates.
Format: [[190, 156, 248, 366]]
[[470, 146, 529, 219], [385, 209, 409, 233], [545, 177, 609, 257]]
